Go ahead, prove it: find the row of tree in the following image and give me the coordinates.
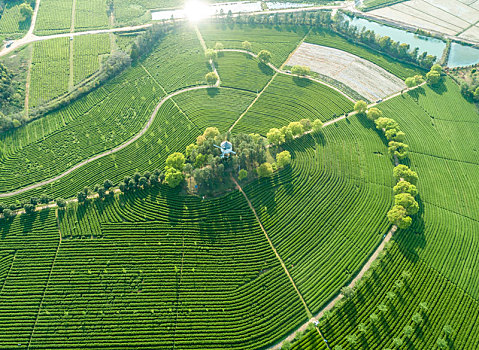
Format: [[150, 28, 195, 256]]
[[212, 10, 436, 69], [266, 118, 323, 145]]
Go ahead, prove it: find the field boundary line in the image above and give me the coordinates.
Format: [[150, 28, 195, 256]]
[[68, 0, 76, 90], [0, 250, 17, 295], [219, 49, 356, 103], [0, 84, 212, 198], [280, 27, 311, 70], [232, 176, 312, 319], [194, 26, 221, 86], [24, 44, 34, 118], [228, 72, 278, 132], [26, 233, 62, 350], [139, 63, 202, 132]]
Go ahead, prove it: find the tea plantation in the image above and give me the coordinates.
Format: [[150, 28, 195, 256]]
[[0, 3, 478, 350]]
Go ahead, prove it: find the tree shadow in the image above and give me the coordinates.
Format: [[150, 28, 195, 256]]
[[206, 87, 220, 97], [292, 75, 312, 87], [258, 62, 274, 76]]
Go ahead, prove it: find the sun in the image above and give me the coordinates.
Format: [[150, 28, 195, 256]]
[[184, 0, 210, 22]]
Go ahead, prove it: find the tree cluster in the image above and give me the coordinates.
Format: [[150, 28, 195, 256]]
[[404, 74, 425, 88], [162, 127, 269, 193], [459, 66, 479, 102], [130, 23, 171, 62], [291, 65, 310, 76], [426, 64, 443, 86], [212, 10, 436, 69], [363, 105, 409, 160], [387, 164, 419, 229], [266, 118, 323, 145]]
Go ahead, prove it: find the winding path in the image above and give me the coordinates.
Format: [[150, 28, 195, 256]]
[[0, 85, 210, 198]]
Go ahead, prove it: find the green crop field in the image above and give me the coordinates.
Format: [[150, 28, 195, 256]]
[[74, 0, 110, 31], [199, 23, 309, 67], [1, 5, 479, 350], [35, 0, 73, 35], [73, 34, 111, 85], [29, 37, 70, 108], [305, 29, 422, 80], [0, 0, 30, 35], [234, 74, 354, 135]]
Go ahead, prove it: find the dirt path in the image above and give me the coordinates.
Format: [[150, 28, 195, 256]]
[[0, 80, 424, 199], [0, 84, 211, 198], [232, 177, 312, 319], [228, 72, 278, 132], [24, 45, 34, 117], [0, 2, 353, 58], [194, 26, 221, 87], [68, 0, 76, 91], [220, 49, 356, 103]]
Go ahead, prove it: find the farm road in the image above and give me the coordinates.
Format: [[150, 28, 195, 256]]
[[0, 77, 425, 198], [0, 1, 353, 58]]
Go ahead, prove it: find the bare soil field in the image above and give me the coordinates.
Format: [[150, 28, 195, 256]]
[[287, 42, 406, 101], [369, 0, 479, 41]]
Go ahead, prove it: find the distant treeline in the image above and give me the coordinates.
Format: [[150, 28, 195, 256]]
[[212, 10, 436, 70], [0, 22, 173, 134]]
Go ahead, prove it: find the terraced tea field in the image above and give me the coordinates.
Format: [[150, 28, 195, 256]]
[[1, 7, 479, 350]]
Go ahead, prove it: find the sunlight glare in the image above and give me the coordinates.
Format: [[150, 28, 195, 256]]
[[184, 0, 211, 22]]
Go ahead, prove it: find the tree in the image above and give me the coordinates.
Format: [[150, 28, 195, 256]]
[[405, 77, 416, 88], [2, 208, 14, 218], [276, 151, 292, 168], [392, 337, 403, 347], [431, 64, 442, 73], [443, 325, 454, 338], [299, 118, 312, 131], [0, 202, 5, 214], [214, 42, 224, 51], [385, 128, 405, 142], [238, 169, 248, 181], [412, 312, 423, 325], [387, 205, 412, 229], [393, 164, 418, 184], [414, 75, 425, 84], [395, 193, 419, 215], [354, 100, 367, 114], [358, 323, 367, 334], [24, 203, 35, 215], [426, 70, 441, 85], [346, 334, 358, 346], [242, 41, 252, 51], [403, 325, 413, 338], [291, 65, 310, 76], [258, 50, 272, 63], [19, 3, 34, 20], [375, 117, 399, 131], [77, 192, 87, 203], [56, 198, 67, 209], [103, 179, 113, 190], [257, 163, 273, 178], [388, 141, 409, 159], [370, 313, 379, 324], [419, 301, 428, 312], [366, 107, 382, 121], [203, 127, 220, 139], [378, 303, 388, 314], [288, 121, 304, 136], [186, 143, 197, 157], [164, 166, 184, 188], [139, 176, 148, 188], [341, 286, 355, 299], [280, 126, 293, 142], [312, 119, 323, 133], [205, 72, 219, 86], [267, 128, 285, 145], [39, 194, 50, 205], [166, 152, 186, 171], [436, 338, 448, 349], [205, 49, 217, 61]]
